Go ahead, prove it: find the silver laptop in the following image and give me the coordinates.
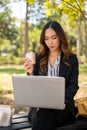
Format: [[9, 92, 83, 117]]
[[12, 75, 65, 110]]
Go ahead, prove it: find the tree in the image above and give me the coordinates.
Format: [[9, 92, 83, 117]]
[[60, 0, 87, 62], [10, 0, 87, 62], [0, 0, 18, 41], [43, 0, 87, 62], [23, 0, 46, 54], [0, 0, 19, 63]]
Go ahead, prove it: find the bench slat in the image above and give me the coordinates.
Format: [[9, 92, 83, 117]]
[[11, 122, 32, 130], [0, 114, 87, 130], [12, 117, 28, 124], [13, 114, 28, 119]]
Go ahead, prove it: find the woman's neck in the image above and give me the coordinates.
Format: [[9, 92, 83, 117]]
[[48, 51, 61, 67], [49, 51, 61, 58]]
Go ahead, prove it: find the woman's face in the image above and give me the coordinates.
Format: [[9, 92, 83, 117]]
[[44, 28, 60, 53]]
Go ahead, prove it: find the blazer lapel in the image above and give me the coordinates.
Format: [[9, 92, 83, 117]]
[[59, 52, 66, 77]]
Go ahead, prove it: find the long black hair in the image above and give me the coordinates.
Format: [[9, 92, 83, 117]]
[[39, 21, 71, 74]]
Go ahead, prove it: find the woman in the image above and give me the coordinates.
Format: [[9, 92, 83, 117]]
[[24, 21, 79, 130]]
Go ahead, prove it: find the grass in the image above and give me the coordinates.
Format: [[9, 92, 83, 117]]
[[0, 65, 25, 74], [0, 64, 87, 114], [0, 65, 26, 94]]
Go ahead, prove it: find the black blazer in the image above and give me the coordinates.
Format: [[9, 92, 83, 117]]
[[33, 52, 79, 117]]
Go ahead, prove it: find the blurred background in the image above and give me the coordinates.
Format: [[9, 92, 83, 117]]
[[0, 0, 87, 114]]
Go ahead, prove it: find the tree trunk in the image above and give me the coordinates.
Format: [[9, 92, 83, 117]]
[[83, 20, 87, 60], [84, 21, 87, 43], [24, 2, 29, 56], [76, 20, 82, 63]]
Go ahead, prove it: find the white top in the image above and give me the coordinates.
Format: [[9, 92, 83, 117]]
[[47, 56, 60, 76]]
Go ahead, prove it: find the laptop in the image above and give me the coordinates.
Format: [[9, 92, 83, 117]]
[[12, 75, 65, 110]]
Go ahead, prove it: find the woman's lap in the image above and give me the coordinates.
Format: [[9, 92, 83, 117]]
[[32, 106, 72, 130]]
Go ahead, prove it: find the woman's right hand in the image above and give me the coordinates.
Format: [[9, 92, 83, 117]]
[[24, 58, 34, 75]]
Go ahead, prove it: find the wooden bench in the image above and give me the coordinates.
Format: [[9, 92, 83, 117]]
[[0, 114, 32, 130], [0, 114, 87, 130]]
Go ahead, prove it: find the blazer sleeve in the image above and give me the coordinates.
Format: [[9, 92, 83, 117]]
[[65, 54, 79, 103]]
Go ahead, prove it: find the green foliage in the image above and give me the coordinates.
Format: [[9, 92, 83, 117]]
[[42, 0, 86, 21], [60, 0, 86, 19], [0, 0, 10, 8], [0, 0, 20, 63], [0, 0, 86, 65], [29, 25, 41, 52], [26, 0, 34, 5], [43, 1, 62, 21], [0, 0, 18, 50], [0, 55, 23, 65], [27, 0, 46, 25], [0, 12, 18, 40]]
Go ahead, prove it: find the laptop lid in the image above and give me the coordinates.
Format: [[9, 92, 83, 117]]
[[12, 75, 65, 110]]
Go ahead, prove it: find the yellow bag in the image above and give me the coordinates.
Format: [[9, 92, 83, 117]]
[[75, 97, 87, 118]]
